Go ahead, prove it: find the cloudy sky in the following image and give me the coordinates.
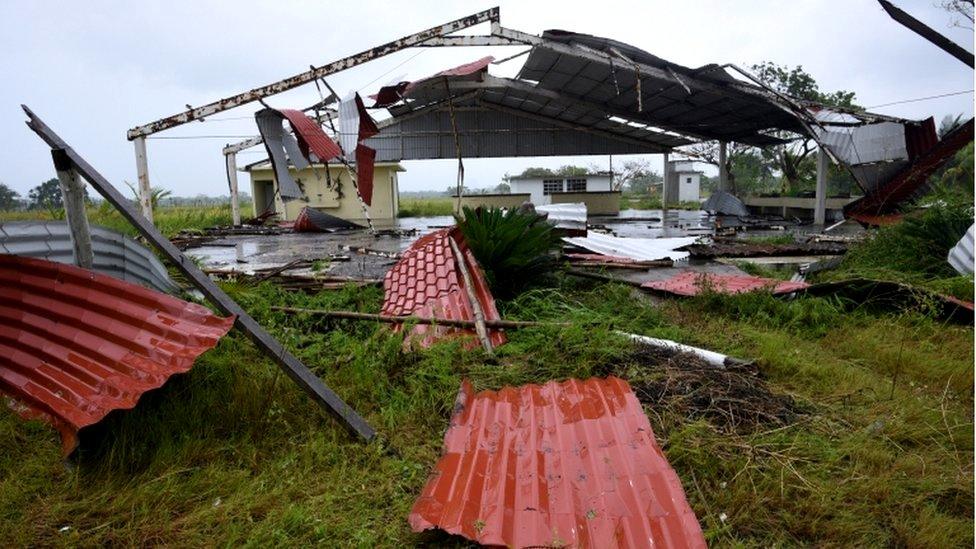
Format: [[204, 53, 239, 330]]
[[0, 1, 972, 198]]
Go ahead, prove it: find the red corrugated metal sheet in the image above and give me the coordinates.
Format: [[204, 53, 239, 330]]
[[846, 118, 973, 217], [0, 254, 234, 455], [373, 57, 495, 107], [355, 144, 376, 206], [642, 272, 809, 296], [410, 376, 706, 548], [381, 228, 506, 349], [278, 108, 342, 161], [292, 206, 360, 233], [904, 117, 938, 160]]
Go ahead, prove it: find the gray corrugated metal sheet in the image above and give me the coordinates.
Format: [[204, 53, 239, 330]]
[[0, 221, 179, 294], [702, 190, 749, 217], [563, 233, 697, 261], [948, 223, 974, 276]]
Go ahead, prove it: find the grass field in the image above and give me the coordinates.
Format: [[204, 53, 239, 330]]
[[0, 202, 972, 546], [397, 197, 455, 218], [0, 203, 236, 238]]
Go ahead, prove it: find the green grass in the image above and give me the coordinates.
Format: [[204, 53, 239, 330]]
[[621, 194, 701, 211], [397, 197, 454, 218], [0, 275, 971, 547], [0, 203, 238, 238]]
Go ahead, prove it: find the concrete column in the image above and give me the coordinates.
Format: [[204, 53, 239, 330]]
[[662, 152, 670, 217], [814, 147, 828, 225], [133, 136, 153, 223], [718, 141, 729, 192], [225, 152, 241, 226]]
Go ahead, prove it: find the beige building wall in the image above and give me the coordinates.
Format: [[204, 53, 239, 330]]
[[457, 193, 532, 211], [249, 163, 404, 225], [552, 191, 620, 215]]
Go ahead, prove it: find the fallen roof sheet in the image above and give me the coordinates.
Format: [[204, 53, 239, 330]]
[[536, 202, 587, 234], [410, 376, 706, 548], [292, 206, 362, 233], [373, 56, 495, 107], [845, 118, 973, 217], [381, 228, 506, 349], [684, 240, 849, 259], [948, 223, 974, 276], [564, 233, 698, 261], [701, 190, 749, 217], [0, 221, 179, 294], [0, 254, 234, 455], [642, 272, 809, 296]]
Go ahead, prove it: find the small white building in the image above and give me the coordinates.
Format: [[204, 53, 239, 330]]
[[666, 161, 702, 203], [507, 173, 613, 205]]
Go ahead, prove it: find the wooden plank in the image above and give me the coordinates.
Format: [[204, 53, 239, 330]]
[[51, 149, 93, 269], [25, 105, 375, 442]]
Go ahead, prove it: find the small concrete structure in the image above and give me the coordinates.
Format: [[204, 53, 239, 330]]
[[507, 173, 613, 205], [248, 162, 404, 225], [665, 161, 702, 204]]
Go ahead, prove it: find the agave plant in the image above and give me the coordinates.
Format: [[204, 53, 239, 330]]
[[456, 206, 561, 297]]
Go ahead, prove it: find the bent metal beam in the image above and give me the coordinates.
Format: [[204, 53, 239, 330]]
[[24, 105, 376, 442]]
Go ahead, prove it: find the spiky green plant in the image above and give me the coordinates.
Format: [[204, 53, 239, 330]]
[[456, 206, 561, 297]]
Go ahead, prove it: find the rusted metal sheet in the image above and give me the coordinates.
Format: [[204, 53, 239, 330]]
[[126, 8, 500, 139], [374, 56, 495, 107], [642, 272, 809, 296], [410, 376, 706, 548], [381, 228, 506, 349], [0, 254, 234, 455]]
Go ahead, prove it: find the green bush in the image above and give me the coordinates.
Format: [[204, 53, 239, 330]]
[[455, 206, 561, 297]]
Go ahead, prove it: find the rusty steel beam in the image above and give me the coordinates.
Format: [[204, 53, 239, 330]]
[[878, 0, 974, 68], [416, 35, 521, 47], [127, 8, 499, 139], [24, 105, 376, 442]]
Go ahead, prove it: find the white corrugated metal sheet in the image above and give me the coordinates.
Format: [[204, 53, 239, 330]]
[[702, 190, 749, 217], [948, 223, 974, 276], [563, 232, 697, 261], [536, 202, 586, 232]]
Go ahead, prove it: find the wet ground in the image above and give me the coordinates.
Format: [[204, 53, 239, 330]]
[[186, 209, 862, 283]]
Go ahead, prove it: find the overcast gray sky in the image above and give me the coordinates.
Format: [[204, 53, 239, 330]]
[[1, 1, 972, 198]]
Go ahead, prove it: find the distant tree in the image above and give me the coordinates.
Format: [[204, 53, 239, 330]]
[[28, 178, 64, 211], [682, 142, 754, 193], [616, 159, 662, 193], [0, 181, 20, 210], [939, 0, 974, 30], [518, 167, 556, 178], [750, 62, 858, 193], [493, 182, 511, 194], [516, 165, 590, 178], [125, 180, 173, 211], [555, 165, 589, 177], [939, 113, 965, 138]]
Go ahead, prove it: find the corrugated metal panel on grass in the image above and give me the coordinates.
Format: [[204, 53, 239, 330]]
[[0, 254, 234, 455], [410, 376, 706, 548], [642, 272, 809, 296]]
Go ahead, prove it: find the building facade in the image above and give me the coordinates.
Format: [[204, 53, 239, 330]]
[[248, 162, 404, 225], [665, 161, 702, 204], [507, 173, 613, 206]]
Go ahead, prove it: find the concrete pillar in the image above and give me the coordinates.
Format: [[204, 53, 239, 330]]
[[814, 147, 828, 225], [661, 152, 670, 216], [718, 141, 729, 192], [225, 152, 241, 226], [133, 136, 153, 223]]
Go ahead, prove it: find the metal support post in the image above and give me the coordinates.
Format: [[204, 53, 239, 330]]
[[662, 151, 670, 218], [814, 147, 828, 226]]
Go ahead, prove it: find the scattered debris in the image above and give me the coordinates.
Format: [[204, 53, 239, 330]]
[[564, 253, 673, 269], [622, 332, 753, 368], [947, 223, 974, 276], [564, 232, 698, 261], [620, 343, 800, 433], [801, 278, 974, 323], [642, 272, 810, 297], [339, 245, 400, 259], [204, 268, 378, 293], [292, 207, 362, 233], [410, 377, 706, 548], [273, 307, 567, 329], [0, 255, 234, 455], [536, 202, 587, 235], [0, 221, 179, 294], [684, 240, 848, 258], [702, 190, 749, 217], [381, 228, 506, 350]]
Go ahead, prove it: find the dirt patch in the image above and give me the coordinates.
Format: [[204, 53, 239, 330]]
[[613, 343, 801, 433]]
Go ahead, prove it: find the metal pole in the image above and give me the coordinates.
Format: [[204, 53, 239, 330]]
[[225, 151, 241, 226], [51, 149, 93, 269], [814, 147, 828, 226], [718, 141, 728, 192], [133, 136, 153, 223]]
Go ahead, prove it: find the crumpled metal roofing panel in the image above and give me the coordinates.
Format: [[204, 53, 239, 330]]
[[0, 221, 179, 294], [0, 254, 234, 455], [564, 233, 698, 262], [948, 223, 974, 276], [292, 206, 361, 233], [537, 202, 587, 233], [410, 376, 706, 548], [381, 228, 506, 349], [701, 190, 749, 217], [642, 272, 809, 296]]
